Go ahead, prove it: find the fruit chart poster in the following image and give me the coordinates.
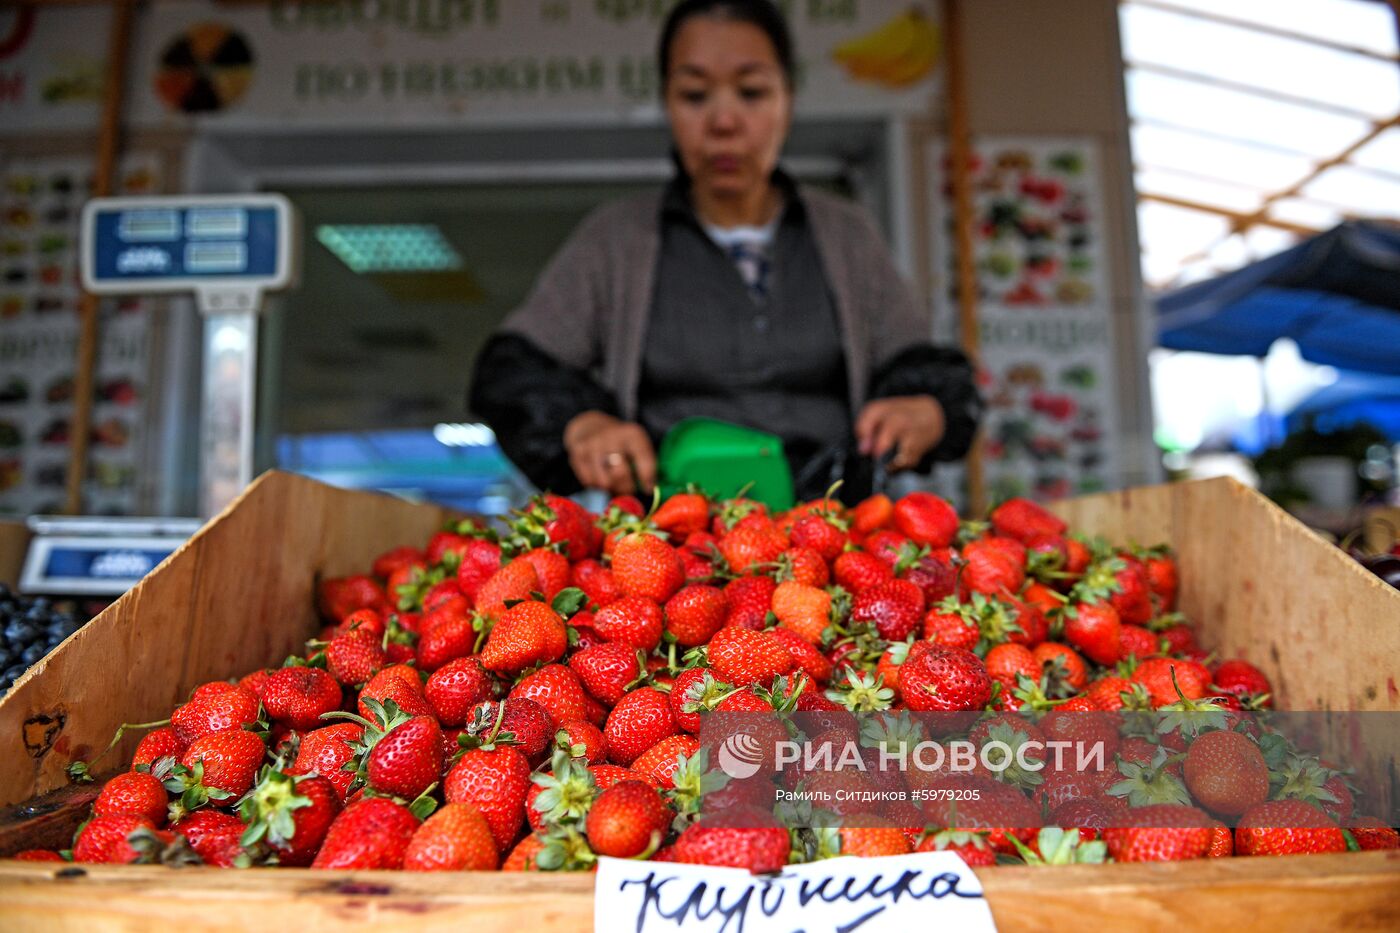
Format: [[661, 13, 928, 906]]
[[0, 153, 162, 517], [928, 138, 1122, 506]]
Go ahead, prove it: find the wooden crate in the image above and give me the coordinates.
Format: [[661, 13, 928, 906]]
[[0, 472, 1397, 932], [0, 519, 30, 590]]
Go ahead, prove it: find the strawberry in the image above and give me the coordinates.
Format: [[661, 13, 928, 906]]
[[479, 599, 567, 674], [374, 546, 424, 580], [170, 810, 245, 867], [570, 643, 644, 707], [707, 626, 796, 687], [593, 594, 664, 652], [239, 771, 340, 867], [664, 584, 728, 647], [359, 664, 433, 720], [612, 532, 686, 603], [317, 575, 388, 622], [1118, 624, 1159, 661], [631, 734, 701, 789], [468, 698, 556, 765], [1157, 621, 1197, 656], [916, 829, 996, 866], [1132, 657, 1211, 707], [900, 549, 958, 605], [990, 497, 1067, 544], [837, 823, 911, 857], [1108, 557, 1154, 626], [369, 715, 443, 800], [422, 579, 467, 615], [262, 667, 343, 732], [769, 628, 833, 685], [511, 664, 591, 725], [653, 491, 711, 540], [899, 646, 992, 712], [1183, 729, 1269, 817], [893, 492, 959, 547], [416, 608, 478, 672], [132, 727, 187, 769], [326, 629, 388, 686], [571, 558, 623, 609], [171, 682, 260, 744], [1212, 659, 1272, 704], [774, 546, 830, 587], [960, 537, 1027, 596], [789, 514, 848, 564], [851, 493, 893, 534], [604, 688, 679, 766], [672, 812, 790, 872], [923, 606, 979, 651], [94, 771, 168, 826], [1063, 601, 1122, 666], [723, 575, 777, 630], [717, 525, 787, 576], [311, 797, 419, 869], [456, 538, 504, 601], [589, 763, 659, 792], [444, 745, 533, 851], [863, 529, 911, 566], [404, 802, 499, 871], [851, 578, 924, 641], [1206, 821, 1234, 858], [1102, 804, 1212, 862], [502, 833, 547, 871], [833, 550, 894, 595], [424, 656, 495, 727], [289, 722, 364, 800], [1032, 642, 1088, 693], [474, 559, 540, 619], [173, 729, 266, 806], [586, 779, 671, 858], [11, 851, 65, 862], [1085, 675, 1136, 711], [238, 668, 276, 700], [1143, 550, 1179, 612], [1348, 816, 1400, 851], [519, 547, 570, 599], [1236, 800, 1346, 856], [772, 580, 833, 645], [984, 643, 1038, 692], [669, 668, 731, 733], [73, 814, 159, 864]]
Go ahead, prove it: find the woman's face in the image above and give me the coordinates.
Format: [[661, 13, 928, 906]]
[[664, 17, 793, 202]]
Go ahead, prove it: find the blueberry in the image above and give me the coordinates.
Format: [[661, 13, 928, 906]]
[[1, 664, 23, 684], [0, 648, 11, 669], [20, 643, 45, 665], [4, 621, 39, 645]]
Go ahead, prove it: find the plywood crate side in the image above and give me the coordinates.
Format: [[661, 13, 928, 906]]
[[0, 520, 30, 589], [0, 472, 454, 809]]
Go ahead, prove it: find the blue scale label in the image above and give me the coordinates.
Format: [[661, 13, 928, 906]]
[[91, 205, 280, 282]]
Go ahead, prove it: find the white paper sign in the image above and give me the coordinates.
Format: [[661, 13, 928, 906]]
[[595, 852, 998, 933]]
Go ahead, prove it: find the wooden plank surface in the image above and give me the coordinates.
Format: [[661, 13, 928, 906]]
[[0, 852, 1396, 932], [0, 520, 30, 589], [0, 471, 453, 809]]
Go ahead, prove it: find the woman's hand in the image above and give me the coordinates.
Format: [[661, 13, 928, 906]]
[[563, 411, 658, 495], [855, 395, 946, 472]]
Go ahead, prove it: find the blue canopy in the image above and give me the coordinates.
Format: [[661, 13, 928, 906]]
[[1285, 369, 1400, 441], [1157, 221, 1400, 375]]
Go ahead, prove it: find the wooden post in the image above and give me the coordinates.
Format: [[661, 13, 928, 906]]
[[942, 0, 985, 515], [64, 0, 135, 515]]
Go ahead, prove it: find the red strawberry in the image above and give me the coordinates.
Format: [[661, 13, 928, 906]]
[[262, 667, 342, 732], [593, 594, 664, 652], [604, 688, 679, 766], [557, 719, 608, 764], [1032, 642, 1088, 692], [769, 627, 833, 685], [612, 532, 686, 603], [723, 575, 777, 630], [73, 815, 159, 864], [862, 529, 910, 566], [900, 646, 992, 712], [1118, 624, 1159, 661], [374, 546, 424, 580], [1183, 730, 1268, 818], [851, 578, 924, 641], [1144, 551, 1179, 612], [1236, 800, 1346, 856], [669, 668, 732, 733], [1347, 816, 1400, 851], [1157, 622, 1197, 656], [132, 727, 188, 770], [175, 728, 267, 804], [240, 771, 340, 867], [707, 626, 796, 687], [404, 802, 499, 871], [480, 600, 567, 674], [367, 715, 443, 800], [774, 546, 830, 587], [312, 797, 419, 869], [171, 682, 260, 744], [326, 629, 388, 686], [416, 608, 478, 672], [1212, 659, 1272, 704], [590, 763, 659, 792], [833, 550, 894, 595], [444, 746, 533, 851], [960, 537, 1027, 596], [1086, 675, 1137, 712], [664, 584, 728, 647], [1132, 657, 1211, 707], [95, 771, 168, 826], [422, 579, 466, 615], [289, 722, 364, 800], [789, 514, 848, 564], [238, 668, 276, 700], [170, 810, 245, 867], [717, 525, 787, 576], [571, 559, 623, 609], [984, 643, 1038, 692], [653, 492, 711, 540], [511, 664, 591, 725], [359, 664, 434, 720], [1064, 601, 1122, 666], [851, 493, 893, 535], [1207, 821, 1234, 858], [990, 497, 1067, 544], [518, 547, 570, 599], [474, 560, 540, 619], [631, 734, 702, 789], [317, 575, 388, 622], [569, 643, 644, 707], [536, 493, 601, 562], [586, 779, 672, 858], [502, 833, 547, 871], [1108, 557, 1154, 626], [923, 607, 979, 651], [672, 812, 791, 872], [916, 829, 996, 866], [901, 550, 958, 605], [456, 538, 504, 602], [469, 697, 556, 765], [1103, 804, 1212, 862], [893, 492, 959, 547], [771, 580, 833, 645], [424, 656, 494, 727]]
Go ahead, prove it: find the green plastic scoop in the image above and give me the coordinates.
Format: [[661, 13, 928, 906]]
[[655, 418, 795, 511]]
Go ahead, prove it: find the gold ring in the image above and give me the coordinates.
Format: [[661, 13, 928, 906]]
[[605, 452, 625, 467]]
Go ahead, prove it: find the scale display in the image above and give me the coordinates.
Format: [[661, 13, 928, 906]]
[[81, 194, 295, 294]]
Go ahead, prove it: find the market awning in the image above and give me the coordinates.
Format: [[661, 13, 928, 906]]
[[1156, 220, 1400, 375]]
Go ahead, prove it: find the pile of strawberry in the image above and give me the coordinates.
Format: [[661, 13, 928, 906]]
[[22, 489, 1398, 870]]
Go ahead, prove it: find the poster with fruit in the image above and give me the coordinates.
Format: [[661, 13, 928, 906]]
[[927, 139, 1120, 505], [0, 153, 161, 517]]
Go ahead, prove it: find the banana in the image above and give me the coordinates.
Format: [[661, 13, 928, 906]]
[[832, 7, 941, 89]]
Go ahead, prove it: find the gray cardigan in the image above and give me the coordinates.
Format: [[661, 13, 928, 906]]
[[497, 185, 933, 422]]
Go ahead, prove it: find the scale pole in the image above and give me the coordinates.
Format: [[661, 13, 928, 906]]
[[66, 0, 136, 515]]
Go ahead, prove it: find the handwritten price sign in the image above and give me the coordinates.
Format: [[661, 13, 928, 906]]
[[595, 852, 998, 932]]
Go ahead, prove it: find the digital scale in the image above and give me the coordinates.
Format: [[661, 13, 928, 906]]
[[18, 194, 299, 597]]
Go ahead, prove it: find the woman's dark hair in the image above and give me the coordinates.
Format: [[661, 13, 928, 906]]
[[658, 0, 795, 90]]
